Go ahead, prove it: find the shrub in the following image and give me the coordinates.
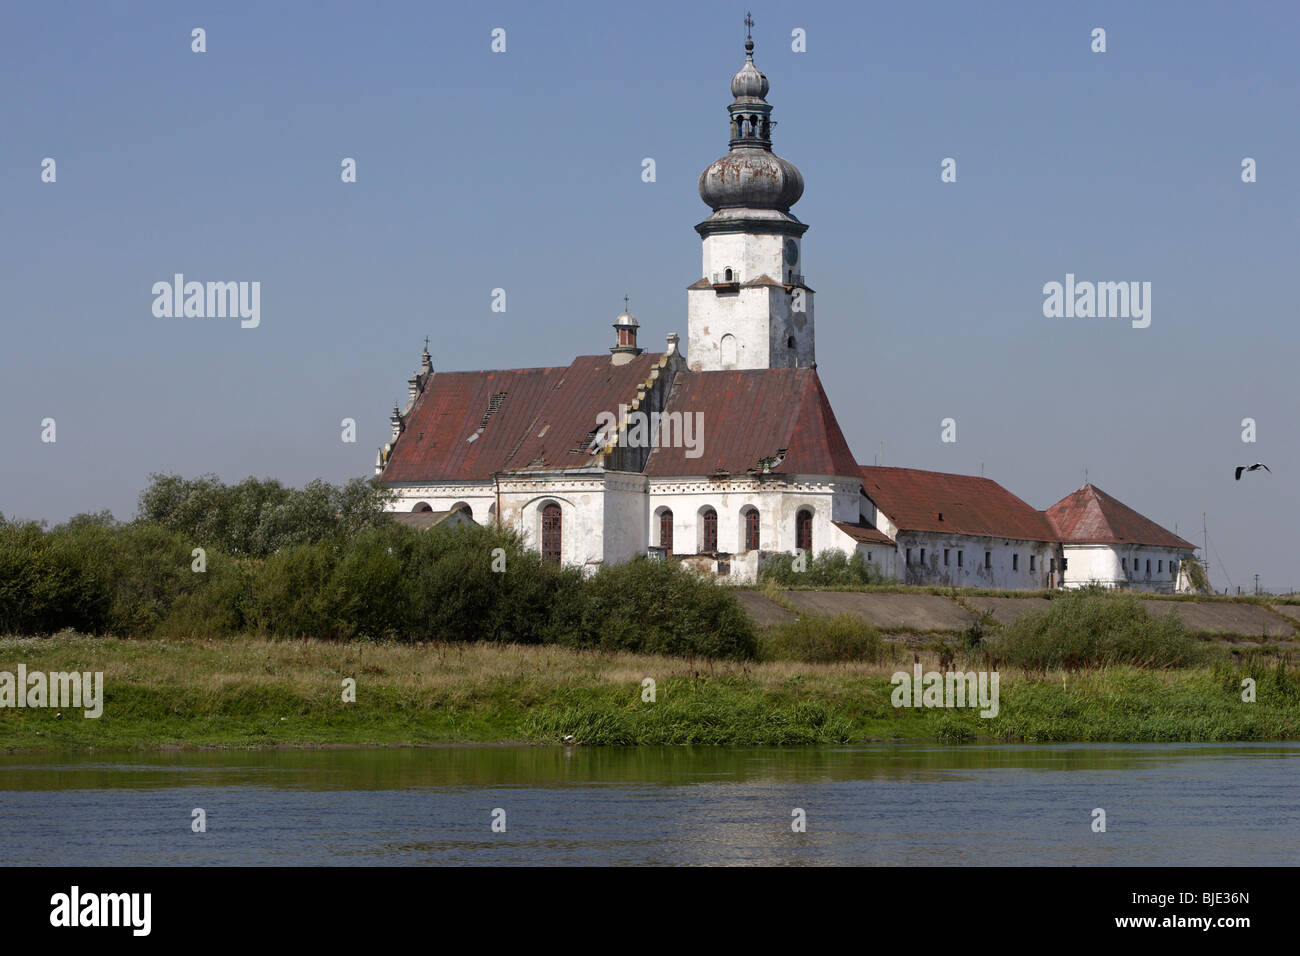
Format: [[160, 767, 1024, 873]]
[[760, 613, 884, 663], [574, 558, 758, 660], [988, 589, 1207, 671], [0, 518, 114, 634], [3, 502, 755, 660], [246, 541, 340, 638], [136, 473, 393, 557], [759, 548, 876, 587]]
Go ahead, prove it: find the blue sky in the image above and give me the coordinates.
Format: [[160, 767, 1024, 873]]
[[2, 1, 1297, 590]]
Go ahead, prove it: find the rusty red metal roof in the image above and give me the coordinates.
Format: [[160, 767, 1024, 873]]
[[832, 520, 895, 546], [644, 367, 861, 478], [380, 353, 662, 482], [859, 466, 1059, 542], [1045, 484, 1196, 549]]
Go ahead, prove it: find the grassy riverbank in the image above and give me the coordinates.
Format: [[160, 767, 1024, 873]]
[[2, 633, 1298, 751]]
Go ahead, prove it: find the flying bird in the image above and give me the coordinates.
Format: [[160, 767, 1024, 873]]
[[1235, 463, 1271, 480]]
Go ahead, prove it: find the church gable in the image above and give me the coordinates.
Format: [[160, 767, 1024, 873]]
[[505, 352, 664, 472], [643, 367, 859, 478]]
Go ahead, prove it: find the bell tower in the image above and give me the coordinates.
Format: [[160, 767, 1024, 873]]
[[687, 18, 814, 372]]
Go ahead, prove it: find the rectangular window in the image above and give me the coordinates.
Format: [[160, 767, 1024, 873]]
[[1013, 554, 1019, 571], [906, 548, 912, 566], [1146, 559, 1151, 574], [1050, 558, 1056, 572], [920, 548, 926, 565], [1158, 559, 1163, 572], [944, 549, 950, 566], [984, 551, 992, 569], [958, 551, 964, 567], [1122, 558, 1127, 570], [867, 552, 872, 562], [1030, 555, 1036, 572]]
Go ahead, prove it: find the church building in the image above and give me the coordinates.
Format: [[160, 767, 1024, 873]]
[[374, 30, 1197, 593]]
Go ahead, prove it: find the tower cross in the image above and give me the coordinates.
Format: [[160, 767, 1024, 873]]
[[745, 12, 753, 38]]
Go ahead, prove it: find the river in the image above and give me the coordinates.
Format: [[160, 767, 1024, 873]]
[[0, 743, 1295, 865]]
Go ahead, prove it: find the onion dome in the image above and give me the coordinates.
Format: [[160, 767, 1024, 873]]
[[697, 25, 804, 214], [730, 38, 769, 98]]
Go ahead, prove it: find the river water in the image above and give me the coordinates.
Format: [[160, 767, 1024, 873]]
[[0, 743, 1295, 865]]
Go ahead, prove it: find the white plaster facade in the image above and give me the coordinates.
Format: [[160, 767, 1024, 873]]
[[388, 472, 864, 583], [688, 231, 815, 372], [1059, 543, 1193, 594], [895, 534, 1058, 590]]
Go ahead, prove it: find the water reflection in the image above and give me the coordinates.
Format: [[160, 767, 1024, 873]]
[[0, 744, 1294, 865]]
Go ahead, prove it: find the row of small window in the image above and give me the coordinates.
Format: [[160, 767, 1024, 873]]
[[544, 503, 815, 564], [905, 549, 1064, 573], [1124, 557, 1173, 575], [656, 506, 814, 555]]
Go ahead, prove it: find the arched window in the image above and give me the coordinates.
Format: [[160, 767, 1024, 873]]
[[412, 502, 433, 512], [541, 503, 562, 564], [659, 509, 674, 554], [724, 268, 734, 283], [720, 333, 738, 368], [796, 508, 813, 553], [702, 507, 718, 553], [744, 508, 760, 552], [787, 335, 796, 349]]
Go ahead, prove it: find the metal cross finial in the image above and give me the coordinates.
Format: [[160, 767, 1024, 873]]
[[745, 12, 754, 38], [423, 335, 430, 352], [623, 294, 629, 311]]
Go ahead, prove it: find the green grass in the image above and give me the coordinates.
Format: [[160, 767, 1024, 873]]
[[1, 633, 1297, 750]]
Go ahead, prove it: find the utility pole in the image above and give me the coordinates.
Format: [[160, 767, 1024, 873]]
[[1202, 512, 1209, 593], [1254, 574, 1260, 596]]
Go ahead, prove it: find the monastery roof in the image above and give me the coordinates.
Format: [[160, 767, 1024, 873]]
[[644, 367, 860, 478], [1045, 484, 1196, 550], [859, 466, 1059, 542], [832, 520, 895, 546], [380, 353, 662, 482], [383, 359, 862, 483]]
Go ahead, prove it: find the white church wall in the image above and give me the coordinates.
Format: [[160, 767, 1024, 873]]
[[646, 475, 858, 558], [686, 284, 814, 371], [700, 231, 788, 285], [386, 483, 496, 523], [687, 286, 775, 370], [601, 471, 650, 564]]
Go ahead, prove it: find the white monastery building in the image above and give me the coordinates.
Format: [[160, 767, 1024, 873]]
[[375, 30, 1197, 593]]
